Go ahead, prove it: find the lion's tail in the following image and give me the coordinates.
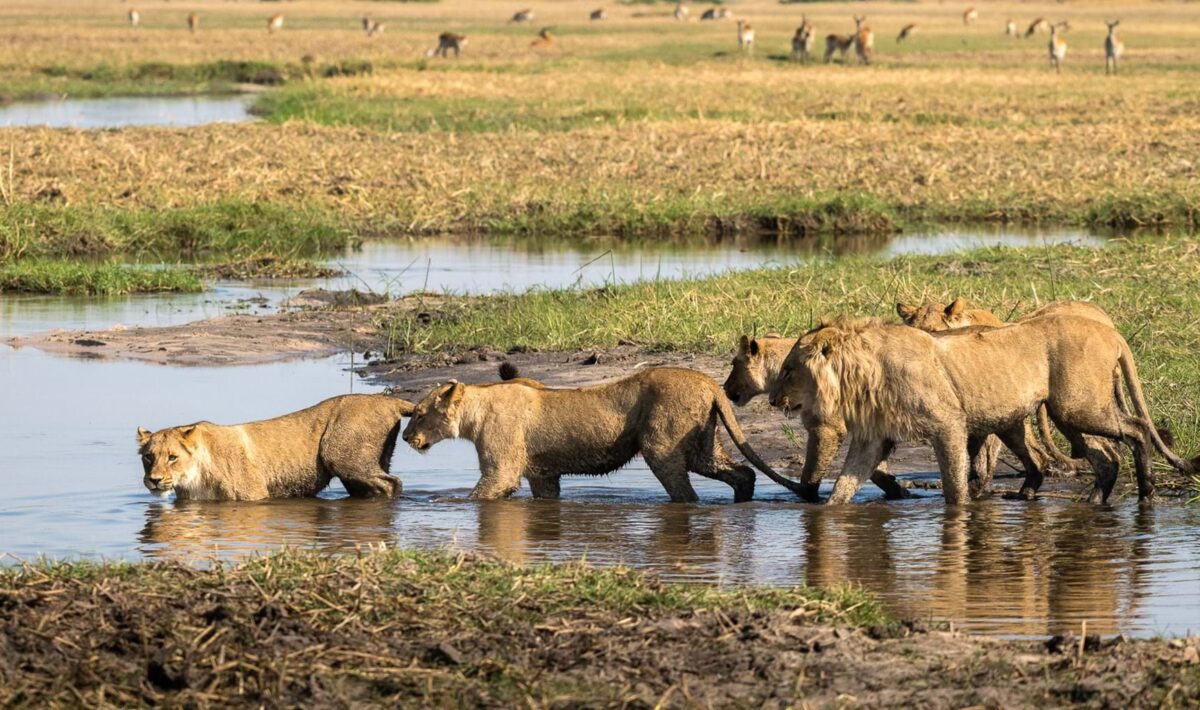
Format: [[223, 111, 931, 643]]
[[1117, 341, 1197, 474], [380, 396, 416, 473], [713, 393, 807, 497], [1035, 403, 1079, 469]]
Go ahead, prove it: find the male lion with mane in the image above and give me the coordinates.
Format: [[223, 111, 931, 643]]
[[768, 315, 1193, 505], [402, 367, 807, 502], [137, 395, 414, 500]]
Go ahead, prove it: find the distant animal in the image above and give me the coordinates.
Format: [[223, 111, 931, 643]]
[[137, 395, 415, 501], [268, 13, 284, 34], [429, 32, 467, 58], [736, 19, 755, 53], [363, 15, 385, 37], [590, 8, 607, 20], [896, 23, 917, 43], [1049, 22, 1068, 73], [187, 12, 198, 33], [362, 14, 372, 33], [1025, 17, 1049, 38], [792, 18, 815, 62], [853, 15, 874, 65], [128, 9, 140, 27], [1105, 20, 1125, 75], [963, 6, 978, 25], [824, 33, 853, 63], [401, 367, 807, 502], [700, 7, 730, 21], [510, 9, 535, 23], [1005, 18, 1016, 37], [674, 3, 689, 21], [531, 27, 554, 49]]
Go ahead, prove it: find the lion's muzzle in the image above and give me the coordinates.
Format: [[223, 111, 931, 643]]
[[403, 432, 431, 452]]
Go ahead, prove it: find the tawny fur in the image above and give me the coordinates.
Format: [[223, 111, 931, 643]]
[[590, 8, 607, 21], [187, 12, 198, 33], [723, 334, 909, 502], [963, 7, 978, 26], [896, 23, 917, 43], [852, 15, 874, 65], [769, 316, 1193, 506], [736, 20, 755, 53], [137, 395, 414, 501], [402, 367, 805, 503], [793, 18, 815, 61], [267, 14, 284, 33], [1049, 22, 1068, 73], [824, 33, 853, 63]]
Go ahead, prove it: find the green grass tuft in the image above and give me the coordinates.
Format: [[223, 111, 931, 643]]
[[0, 259, 202, 295]]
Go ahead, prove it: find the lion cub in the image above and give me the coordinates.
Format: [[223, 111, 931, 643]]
[[137, 395, 414, 501], [402, 367, 806, 502]]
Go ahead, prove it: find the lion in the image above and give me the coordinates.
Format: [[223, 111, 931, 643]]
[[768, 315, 1194, 505], [897, 298, 1126, 476], [401, 367, 807, 502], [722, 334, 909, 501], [137, 394, 415, 501]]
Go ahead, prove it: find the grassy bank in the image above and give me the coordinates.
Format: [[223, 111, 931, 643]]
[[0, 260, 202, 295], [381, 236, 1200, 455], [0, 549, 885, 706]]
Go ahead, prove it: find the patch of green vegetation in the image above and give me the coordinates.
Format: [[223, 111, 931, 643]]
[[382, 236, 1200, 456], [0, 200, 355, 263], [0, 259, 202, 295]]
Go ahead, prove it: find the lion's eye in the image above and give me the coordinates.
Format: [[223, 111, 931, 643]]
[[167, 455, 178, 464]]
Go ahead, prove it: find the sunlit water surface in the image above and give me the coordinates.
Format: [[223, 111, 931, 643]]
[[0, 95, 254, 129], [8, 228, 1196, 639]]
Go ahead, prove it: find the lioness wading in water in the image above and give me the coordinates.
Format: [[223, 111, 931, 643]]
[[402, 367, 807, 502], [137, 395, 414, 500]]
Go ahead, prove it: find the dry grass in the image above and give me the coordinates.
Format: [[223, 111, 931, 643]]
[[0, 0, 1198, 241]]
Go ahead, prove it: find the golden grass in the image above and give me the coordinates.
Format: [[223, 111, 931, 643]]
[[1, 0, 1198, 236]]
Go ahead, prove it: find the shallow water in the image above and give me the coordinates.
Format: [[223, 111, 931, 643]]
[[8, 226, 1197, 639], [0, 95, 254, 129]]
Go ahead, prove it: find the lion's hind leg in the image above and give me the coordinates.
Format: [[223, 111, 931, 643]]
[[994, 424, 1045, 501], [335, 463, 402, 498], [643, 448, 700, 503], [692, 441, 755, 503]]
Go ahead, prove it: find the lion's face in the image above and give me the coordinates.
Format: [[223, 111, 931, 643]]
[[136, 426, 200, 495], [723, 336, 770, 406], [767, 330, 839, 427], [402, 383, 465, 452], [896, 297, 999, 332]]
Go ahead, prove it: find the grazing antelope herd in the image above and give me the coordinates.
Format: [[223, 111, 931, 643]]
[[140, 300, 1198, 506], [114, 6, 1132, 74]]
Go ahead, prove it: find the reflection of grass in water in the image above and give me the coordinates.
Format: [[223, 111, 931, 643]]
[[0, 259, 202, 295], [382, 237, 1200, 458]]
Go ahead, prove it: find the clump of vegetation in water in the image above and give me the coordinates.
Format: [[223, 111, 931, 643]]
[[0, 259, 201, 295]]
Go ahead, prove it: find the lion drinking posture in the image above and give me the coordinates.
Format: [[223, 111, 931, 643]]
[[401, 367, 806, 502], [137, 395, 414, 500]]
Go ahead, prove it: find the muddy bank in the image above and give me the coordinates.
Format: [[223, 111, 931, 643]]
[[5, 290, 395, 367], [1, 550, 1197, 708]]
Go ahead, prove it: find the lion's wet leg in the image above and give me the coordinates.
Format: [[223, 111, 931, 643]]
[[1120, 414, 1156, 503], [337, 465, 401, 499], [1067, 431, 1120, 505], [471, 462, 524, 500], [931, 425, 970, 505], [694, 445, 755, 503], [526, 474, 561, 499], [967, 435, 988, 499], [644, 451, 700, 503], [826, 436, 888, 505], [799, 424, 843, 503], [868, 441, 907, 499], [996, 424, 1045, 501]]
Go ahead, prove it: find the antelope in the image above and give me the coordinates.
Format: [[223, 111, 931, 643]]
[[896, 23, 917, 43], [792, 18, 815, 62], [590, 8, 607, 20], [510, 9, 535, 23], [1025, 17, 1048, 38], [853, 15, 874, 65], [366, 20, 385, 37], [674, 3, 689, 21], [700, 7, 730, 21], [1105, 20, 1124, 75], [736, 19, 754, 53], [362, 15, 372, 33], [1049, 22, 1067, 73], [1005, 18, 1016, 37], [187, 12, 198, 33], [963, 6, 978, 26], [824, 33, 853, 63], [267, 14, 284, 33], [428, 32, 467, 58], [128, 9, 140, 27], [531, 27, 554, 48]]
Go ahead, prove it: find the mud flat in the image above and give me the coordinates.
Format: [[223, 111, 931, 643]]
[[1, 549, 1198, 708]]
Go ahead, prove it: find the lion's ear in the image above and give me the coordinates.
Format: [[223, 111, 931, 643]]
[[178, 425, 198, 440], [896, 303, 917, 320], [737, 335, 750, 355], [443, 382, 465, 406], [946, 298, 967, 317], [749, 338, 761, 357], [137, 427, 152, 446]]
